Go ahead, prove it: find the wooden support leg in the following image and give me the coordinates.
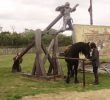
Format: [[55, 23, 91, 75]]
[[32, 30, 46, 77], [32, 58, 36, 75], [35, 53, 46, 76], [50, 35, 63, 76]]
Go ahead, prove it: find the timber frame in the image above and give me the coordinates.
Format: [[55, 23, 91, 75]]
[[12, 3, 79, 79]]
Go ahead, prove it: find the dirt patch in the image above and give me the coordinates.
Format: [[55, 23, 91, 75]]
[[21, 89, 110, 100]]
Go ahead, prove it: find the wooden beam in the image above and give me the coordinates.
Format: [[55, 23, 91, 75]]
[[33, 30, 46, 76]]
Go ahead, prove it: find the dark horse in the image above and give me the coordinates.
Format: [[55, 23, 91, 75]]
[[64, 42, 91, 83]]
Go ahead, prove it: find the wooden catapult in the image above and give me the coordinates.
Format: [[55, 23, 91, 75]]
[[12, 3, 79, 79]]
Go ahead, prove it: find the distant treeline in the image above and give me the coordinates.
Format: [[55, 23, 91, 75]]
[[0, 29, 72, 47]]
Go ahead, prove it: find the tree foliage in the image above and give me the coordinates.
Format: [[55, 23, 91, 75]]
[[0, 29, 72, 47]]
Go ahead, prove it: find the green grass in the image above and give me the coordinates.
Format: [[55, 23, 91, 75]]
[[100, 55, 110, 62], [0, 54, 110, 100]]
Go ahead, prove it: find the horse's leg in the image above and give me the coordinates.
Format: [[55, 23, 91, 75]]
[[74, 62, 79, 83], [70, 65, 74, 78], [66, 63, 71, 83]]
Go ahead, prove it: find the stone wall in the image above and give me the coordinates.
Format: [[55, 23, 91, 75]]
[[73, 24, 110, 42], [73, 24, 110, 55]]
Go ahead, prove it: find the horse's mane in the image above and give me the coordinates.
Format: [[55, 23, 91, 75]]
[[64, 42, 90, 58]]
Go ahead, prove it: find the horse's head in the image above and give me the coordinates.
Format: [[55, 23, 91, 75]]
[[81, 42, 91, 59]]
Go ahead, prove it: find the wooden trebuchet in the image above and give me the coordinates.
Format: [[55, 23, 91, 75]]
[[12, 4, 79, 75], [12, 12, 63, 72], [13, 12, 64, 60]]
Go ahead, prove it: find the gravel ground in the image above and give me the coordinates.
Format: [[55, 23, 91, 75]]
[[21, 89, 110, 100]]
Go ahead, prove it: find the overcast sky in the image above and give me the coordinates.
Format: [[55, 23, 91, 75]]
[[0, 0, 110, 32]]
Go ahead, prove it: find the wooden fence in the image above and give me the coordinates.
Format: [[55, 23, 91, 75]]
[[0, 48, 35, 55]]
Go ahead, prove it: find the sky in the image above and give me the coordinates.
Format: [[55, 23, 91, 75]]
[[0, 0, 110, 33]]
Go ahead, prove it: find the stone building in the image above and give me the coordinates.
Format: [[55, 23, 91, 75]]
[[73, 24, 110, 54], [74, 24, 110, 43]]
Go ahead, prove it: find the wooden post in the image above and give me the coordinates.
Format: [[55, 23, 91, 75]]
[[52, 36, 58, 75], [32, 30, 46, 76], [88, 0, 93, 25], [72, 27, 76, 44], [52, 35, 63, 76], [55, 37, 63, 76], [41, 42, 55, 75], [43, 39, 54, 65], [82, 60, 85, 87], [32, 58, 36, 75]]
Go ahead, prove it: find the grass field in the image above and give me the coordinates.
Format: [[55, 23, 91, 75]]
[[0, 54, 110, 100]]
